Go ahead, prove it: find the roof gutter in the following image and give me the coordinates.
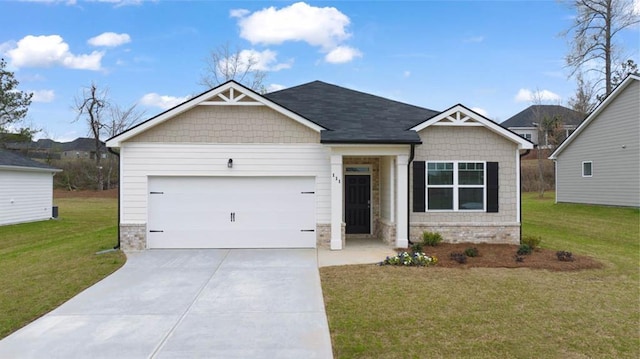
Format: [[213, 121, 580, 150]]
[[407, 144, 416, 245]]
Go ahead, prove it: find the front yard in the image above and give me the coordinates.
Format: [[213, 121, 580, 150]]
[[1, 192, 638, 358], [0, 196, 125, 339], [321, 193, 639, 358]]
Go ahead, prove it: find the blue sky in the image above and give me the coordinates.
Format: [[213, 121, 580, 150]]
[[2, 0, 639, 141]]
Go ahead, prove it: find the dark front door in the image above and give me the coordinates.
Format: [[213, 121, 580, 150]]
[[345, 175, 371, 234]]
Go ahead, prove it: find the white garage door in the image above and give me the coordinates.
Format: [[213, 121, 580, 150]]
[[147, 176, 316, 249]]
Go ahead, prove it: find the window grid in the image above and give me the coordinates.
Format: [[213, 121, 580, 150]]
[[426, 161, 486, 211]]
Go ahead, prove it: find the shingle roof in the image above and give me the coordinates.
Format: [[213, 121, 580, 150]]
[[264, 81, 439, 143], [62, 137, 105, 152], [501, 105, 585, 128], [0, 148, 60, 171]]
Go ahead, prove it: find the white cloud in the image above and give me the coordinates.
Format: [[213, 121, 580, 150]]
[[233, 49, 291, 71], [324, 46, 362, 64], [5, 35, 103, 70], [267, 83, 286, 92], [232, 2, 361, 64], [471, 107, 489, 117], [515, 88, 562, 103], [20, 0, 147, 6], [88, 32, 131, 47], [464, 36, 485, 43], [139, 93, 189, 110], [30, 89, 55, 103], [403, 70, 411, 78], [230, 8, 250, 18], [233, 2, 351, 48]]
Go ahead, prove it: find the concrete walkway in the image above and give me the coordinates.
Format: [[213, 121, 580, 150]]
[[0, 249, 333, 359], [317, 238, 397, 267]]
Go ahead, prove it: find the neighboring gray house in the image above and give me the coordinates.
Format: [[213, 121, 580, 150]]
[[502, 105, 585, 146], [107, 80, 533, 251], [549, 75, 639, 207], [0, 149, 62, 226], [61, 137, 107, 160]]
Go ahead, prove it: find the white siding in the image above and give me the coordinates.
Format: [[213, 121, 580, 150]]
[[556, 81, 640, 207], [120, 143, 331, 224], [0, 169, 54, 226]]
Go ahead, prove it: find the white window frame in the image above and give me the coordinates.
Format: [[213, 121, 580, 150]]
[[582, 161, 593, 177], [426, 161, 486, 212]]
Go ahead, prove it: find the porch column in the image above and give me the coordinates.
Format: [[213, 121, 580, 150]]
[[330, 154, 343, 250], [395, 154, 409, 248]]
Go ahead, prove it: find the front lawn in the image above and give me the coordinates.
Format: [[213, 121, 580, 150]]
[[0, 197, 125, 339], [320, 193, 639, 358]]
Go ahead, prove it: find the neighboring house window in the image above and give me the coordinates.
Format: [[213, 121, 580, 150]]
[[521, 133, 532, 141], [582, 161, 593, 177], [426, 162, 485, 211]]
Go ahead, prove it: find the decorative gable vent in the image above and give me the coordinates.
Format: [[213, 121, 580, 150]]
[[433, 111, 482, 126], [199, 87, 263, 106]]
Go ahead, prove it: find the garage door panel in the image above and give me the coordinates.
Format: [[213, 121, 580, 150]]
[[148, 176, 315, 249]]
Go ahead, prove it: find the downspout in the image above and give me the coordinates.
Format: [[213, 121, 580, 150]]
[[518, 149, 531, 243], [407, 144, 416, 245], [108, 147, 121, 250]]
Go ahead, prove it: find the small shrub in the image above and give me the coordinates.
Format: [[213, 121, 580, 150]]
[[410, 242, 424, 253], [517, 244, 532, 255], [514, 255, 525, 262], [464, 247, 479, 257], [556, 251, 574, 262], [380, 252, 438, 267], [521, 235, 542, 250], [449, 252, 467, 264], [422, 231, 443, 246]]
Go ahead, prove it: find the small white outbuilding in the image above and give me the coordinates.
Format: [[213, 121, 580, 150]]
[[0, 149, 61, 226]]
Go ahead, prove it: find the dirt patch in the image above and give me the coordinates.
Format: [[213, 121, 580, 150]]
[[402, 243, 603, 271], [54, 188, 118, 199]]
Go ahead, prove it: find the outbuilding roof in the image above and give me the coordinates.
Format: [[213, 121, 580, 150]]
[[0, 148, 61, 172], [265, 81, 439, 144], [501, 105, 585, 128]]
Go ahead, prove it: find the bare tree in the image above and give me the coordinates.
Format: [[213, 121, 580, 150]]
[[74, 83, 107, 191], [611, 59, 639, 87], [74, 85, 145, 191], [104, 103, 144, 189], [199, 43, 267, 92], [567, 71, 597, 115], [564, 0, 639, 97], [530, 91, 566, 198]]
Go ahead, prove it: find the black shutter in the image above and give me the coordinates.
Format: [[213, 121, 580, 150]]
[[486, 162, 499, 213], [413, 161, 425, 212]]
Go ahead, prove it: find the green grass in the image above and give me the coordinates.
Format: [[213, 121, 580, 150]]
[[321, 192, 639, 358], [0, 197, 125, 339]]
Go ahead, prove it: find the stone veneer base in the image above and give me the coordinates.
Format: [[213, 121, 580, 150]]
[[410, 223, 520, 245], [120, 224, 146, 251]]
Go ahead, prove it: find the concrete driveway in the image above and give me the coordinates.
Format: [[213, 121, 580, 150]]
[[0, 249, 333, 359]]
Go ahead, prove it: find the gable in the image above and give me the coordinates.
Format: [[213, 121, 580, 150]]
[[127, 105, 320, 144], [411, 105, 534, 150], [107, 81, 324, 147], [550, 75, 639, 159]]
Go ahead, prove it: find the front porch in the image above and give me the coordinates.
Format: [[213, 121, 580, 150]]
[[326, 145, 411, 250]]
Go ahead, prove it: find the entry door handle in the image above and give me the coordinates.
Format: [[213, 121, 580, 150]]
[[230, 212, 236, 222]]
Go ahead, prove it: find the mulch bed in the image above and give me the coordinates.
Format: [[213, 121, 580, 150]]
[[400, 243, 603, 271]]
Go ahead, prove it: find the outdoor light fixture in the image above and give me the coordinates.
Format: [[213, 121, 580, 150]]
[[227, 158, 233, 168]]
